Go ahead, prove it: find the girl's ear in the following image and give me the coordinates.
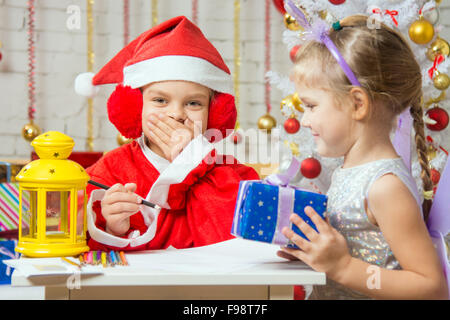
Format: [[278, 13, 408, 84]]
[[349, 87, 370, 121]]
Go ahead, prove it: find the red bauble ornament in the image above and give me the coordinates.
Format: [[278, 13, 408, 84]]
[[426, 107, 449, 131], [290, 45, 301, 62], [431, 168, 441, 185], [0, 51, 2, 62], [284, 117, 300, 134], [272, 0, 286, 15], [230, 131, 242, 144], [329, 0, 346, 4], [300, 157, 321, 179]]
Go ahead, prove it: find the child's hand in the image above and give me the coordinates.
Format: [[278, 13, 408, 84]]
[[101, 183, 142, 237], [277, 206, 352, 280], [147, 113, 198, 162]]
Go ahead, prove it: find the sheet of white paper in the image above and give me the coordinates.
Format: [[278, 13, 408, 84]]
[[6, 239, 309, 277], [3, 257, 104, 278], [123, 238, 300, 274]]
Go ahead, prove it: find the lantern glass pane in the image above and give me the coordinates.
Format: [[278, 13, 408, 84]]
[[77, 190, 85, 237], [46, 191, 70, 238], [22, 190, 37, 239]]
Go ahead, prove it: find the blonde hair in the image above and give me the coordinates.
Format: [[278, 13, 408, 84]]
[[292, 15, 432, 220]]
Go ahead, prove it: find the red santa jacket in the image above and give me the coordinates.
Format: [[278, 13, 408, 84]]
[[85, 134, 259, 251]]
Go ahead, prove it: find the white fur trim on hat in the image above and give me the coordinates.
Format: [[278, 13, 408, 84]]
[[74, 72, 100, 98], [123, 55, 233, 94]]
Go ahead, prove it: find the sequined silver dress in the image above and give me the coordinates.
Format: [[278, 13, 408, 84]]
[[309, 158, 422, 300]]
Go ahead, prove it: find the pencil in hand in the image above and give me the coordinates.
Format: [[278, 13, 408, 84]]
[[88, 180, 161, 210]]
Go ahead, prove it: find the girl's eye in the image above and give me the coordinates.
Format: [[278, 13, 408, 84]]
[[305, 104, 316, 109], [186, 101, 204, 109], [152, 98, 167, 104]]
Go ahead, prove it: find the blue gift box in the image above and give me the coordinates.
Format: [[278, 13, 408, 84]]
[[0, 240, 18, 285], [231, 180, 328, 248]]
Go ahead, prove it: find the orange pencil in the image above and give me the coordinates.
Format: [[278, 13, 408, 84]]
[[119, 251, 128, 266]]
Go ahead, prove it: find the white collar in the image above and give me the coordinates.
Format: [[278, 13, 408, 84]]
[[137, 135, 170, 173]]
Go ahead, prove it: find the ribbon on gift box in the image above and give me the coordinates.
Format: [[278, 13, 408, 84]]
[[232, 158, 302, 246]]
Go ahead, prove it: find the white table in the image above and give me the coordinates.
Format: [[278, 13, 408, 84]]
[[11, 239, 326, 300]]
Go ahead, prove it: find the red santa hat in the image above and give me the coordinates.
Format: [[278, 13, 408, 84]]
[[75, 16, 236, 140]]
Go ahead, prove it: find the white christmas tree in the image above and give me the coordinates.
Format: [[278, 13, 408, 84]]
[[268, 0, 449, 197]]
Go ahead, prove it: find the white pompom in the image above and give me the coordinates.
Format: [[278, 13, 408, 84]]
[[74, 72, 100, 98]]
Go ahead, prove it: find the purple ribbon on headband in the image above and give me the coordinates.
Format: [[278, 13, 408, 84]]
[[232, 158, 301, 246], [284, 0, 361, 87]]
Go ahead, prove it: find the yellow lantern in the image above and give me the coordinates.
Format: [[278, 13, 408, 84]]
[[15, 131, 90, 257]]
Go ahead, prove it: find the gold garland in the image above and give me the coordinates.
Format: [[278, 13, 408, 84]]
[[152, 0, 158, 27], [86, 0, 95, 151], [234, 0, 241, 130], [424, 91, 446, 109]]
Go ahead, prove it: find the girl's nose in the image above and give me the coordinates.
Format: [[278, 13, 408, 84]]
[[166, 103, 186, 123], [300, 113, 310, 129]]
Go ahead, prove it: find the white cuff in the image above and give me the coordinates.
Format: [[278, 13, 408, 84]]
[[87, 189, 160, 248]]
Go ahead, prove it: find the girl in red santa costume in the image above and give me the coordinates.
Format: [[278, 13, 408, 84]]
[[75, 16, 259, 252]]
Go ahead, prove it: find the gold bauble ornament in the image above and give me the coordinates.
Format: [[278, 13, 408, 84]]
[[408, 17, 434, 45], [284, 13, 302, 31], [22, 122, 41, 142], [280, 93, 304, 114], [257, 113, 277, 133], [426, 38, 450, 61], [117, 133, 133, 146], [433, 73, 450, 91], [427, 145, 437, 162], [292, 92, 304, 112]]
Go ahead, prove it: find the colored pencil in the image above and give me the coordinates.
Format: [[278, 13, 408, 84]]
[[106, 251, 114, 267], [61, 257, 81, 270], [119, 251, 128, 266], [97, 251, 102, 265], [115, 251, 122, 265], [109, 251, 116, 265], [101, 251, 107, 267]]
